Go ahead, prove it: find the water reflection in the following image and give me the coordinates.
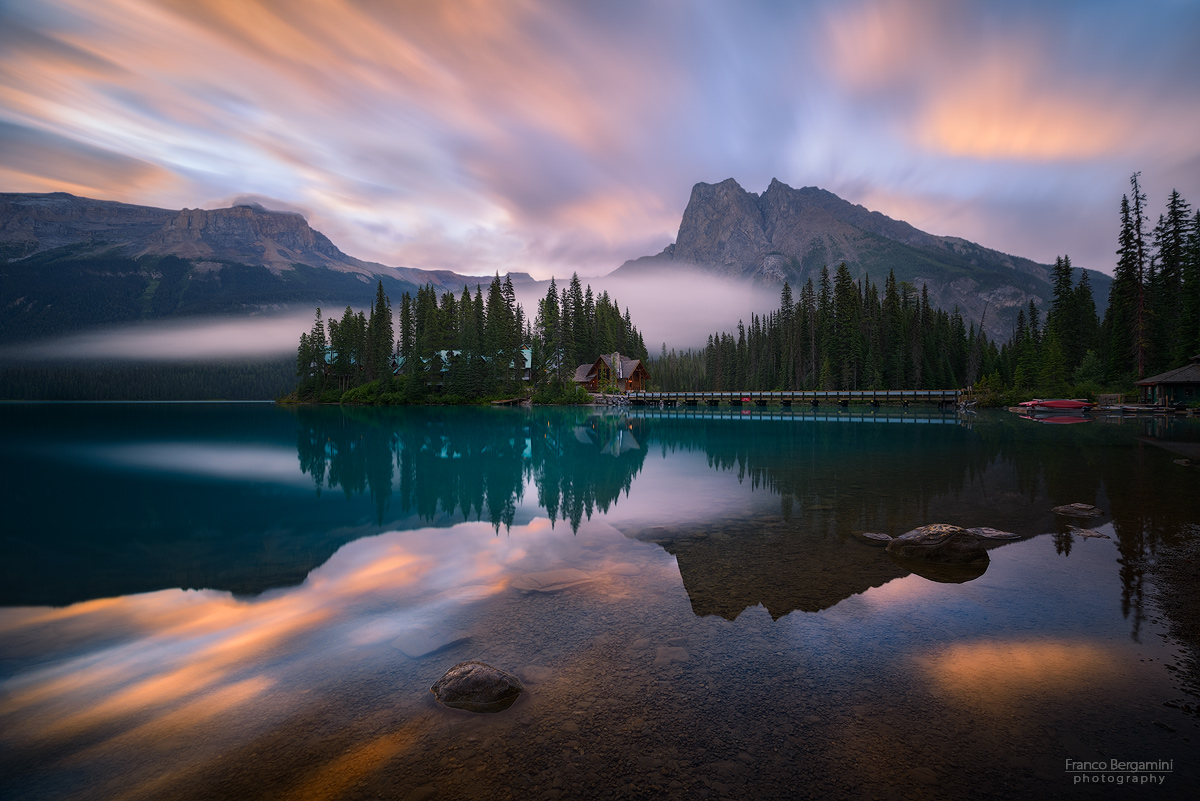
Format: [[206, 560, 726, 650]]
[[3, 405, 1199, 799], [2, 405, 1199, 624]]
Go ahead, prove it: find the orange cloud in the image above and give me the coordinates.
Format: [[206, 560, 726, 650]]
[[823, 0, 1200, 163]]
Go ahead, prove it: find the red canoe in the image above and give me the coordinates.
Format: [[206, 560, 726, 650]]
[[1019, 399, 1094, 410]]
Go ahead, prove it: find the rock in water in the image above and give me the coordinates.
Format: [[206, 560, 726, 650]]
[[431, 661, 524, 713], [511, 568, 592, 592], [1069, 526, 1110, 539], [966, 527, 1020, 540], [1052, 503, 1103, 518], [860, 531, 893, 543], [885, 524, 988, 564]]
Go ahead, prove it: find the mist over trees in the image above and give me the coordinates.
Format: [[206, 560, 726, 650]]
[[650, 265, 998, 393], [292, 273, 647, 403]]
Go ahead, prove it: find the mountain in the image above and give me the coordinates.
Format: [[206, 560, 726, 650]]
[[614, 178, 1111, 341], [0, 192, 507, 344]]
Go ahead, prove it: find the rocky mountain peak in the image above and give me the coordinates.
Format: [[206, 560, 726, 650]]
[[137, 205, 348, 271], [673, 179, 768, 273]]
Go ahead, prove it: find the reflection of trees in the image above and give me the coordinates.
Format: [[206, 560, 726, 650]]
[[292, 407, 648, 532], [293, 406, 1200, 634], [630, 410, 1200, 636]]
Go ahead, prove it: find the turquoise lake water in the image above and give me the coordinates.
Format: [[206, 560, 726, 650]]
[[1, 403, 1198, 800]]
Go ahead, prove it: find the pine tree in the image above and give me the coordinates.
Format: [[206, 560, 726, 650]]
[[1106, 192, 1139, 381], [1130, 172, 1150, 378], [1182, 210, 1200, 360], [1072, 271, 1100, 367], [1153, 190, 1193, 366]]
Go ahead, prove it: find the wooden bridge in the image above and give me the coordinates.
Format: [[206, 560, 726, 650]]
[[627, 389, 962, 407], [621, 406, 965, 424]]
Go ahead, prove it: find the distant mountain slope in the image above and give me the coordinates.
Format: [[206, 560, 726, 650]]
[[0, 193, 510, 344], [614, 178, 1111, 341]]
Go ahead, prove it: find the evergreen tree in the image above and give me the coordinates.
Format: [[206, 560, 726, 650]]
[[1130, 172, 1150, 378], [1182, 210, 1200, 360], [1152, 189, 1193, 366]]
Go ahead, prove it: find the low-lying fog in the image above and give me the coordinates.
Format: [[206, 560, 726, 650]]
[[2, 271, 778, 362], [2, 313, 316, 362]]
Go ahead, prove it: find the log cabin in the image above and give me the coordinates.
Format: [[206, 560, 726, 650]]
[[573, 352, 650, 393]]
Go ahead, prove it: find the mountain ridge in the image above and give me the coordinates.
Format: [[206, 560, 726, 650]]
[[615, 177, 1107, 340], [0, 185, 1110, 346], [0, 192, 521, 344]]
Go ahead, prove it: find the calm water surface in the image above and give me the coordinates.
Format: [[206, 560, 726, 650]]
[[1, 403, 1198, 800]]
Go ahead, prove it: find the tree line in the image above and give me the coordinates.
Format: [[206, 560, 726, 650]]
[[651, 173, 1200, 403], [1105, 173, 1200, 381], [292, 273, 647, 403], [651, 266, 1001, 393]]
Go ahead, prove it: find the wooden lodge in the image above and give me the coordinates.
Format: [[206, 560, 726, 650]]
[[1137, 355, 1200, 407], [574, 352, 650, 393]]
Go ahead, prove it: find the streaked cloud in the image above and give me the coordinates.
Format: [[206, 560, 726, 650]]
[[1, 0, 1197, 280]]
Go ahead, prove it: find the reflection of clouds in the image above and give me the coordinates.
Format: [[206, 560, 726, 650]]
[[0, 518, 588, 751], [80, 442, 313, 486], [918, 640, 1119, 714]]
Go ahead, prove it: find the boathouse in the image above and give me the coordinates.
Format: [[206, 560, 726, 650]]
[[573, 352, 650, 393], [1137, 355, 1200, 406]]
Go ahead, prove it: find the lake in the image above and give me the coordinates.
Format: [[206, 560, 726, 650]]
[[1, 402, 1198, 800]]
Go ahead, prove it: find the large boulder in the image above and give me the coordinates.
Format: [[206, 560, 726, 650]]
[[431, 661, 524, 713], [885, 524, 989, 565], [1052, 503, 1103, 518]]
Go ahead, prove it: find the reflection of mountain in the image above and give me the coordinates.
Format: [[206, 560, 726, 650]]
[[628, 518, 909, 619], [626, 410, 1200, 626]]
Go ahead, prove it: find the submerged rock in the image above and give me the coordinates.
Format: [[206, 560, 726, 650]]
[[653, 646, 690, 666], [391, 628, 471, 659], [519, 665, 554, 684], [431, 660, 524, 713], [885, 524, 989, 565], [511, 568, 593, 592], [966, 527, 1020, 540], [1052, 503, 1103, 518], [860, 531, 893, 543], [1069, 526, 1110, 539]]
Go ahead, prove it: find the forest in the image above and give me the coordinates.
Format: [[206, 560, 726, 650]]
[[290, 273, 648, 404], [649, 173, 1200, 404]]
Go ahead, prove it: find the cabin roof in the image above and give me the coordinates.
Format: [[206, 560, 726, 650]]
[[596, 352, 649, 379], [573, 352, 650, 384], [1137, 357, 1200, 385]]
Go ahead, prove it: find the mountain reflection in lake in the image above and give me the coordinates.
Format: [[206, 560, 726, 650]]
[[1, 404, 1198, 800]]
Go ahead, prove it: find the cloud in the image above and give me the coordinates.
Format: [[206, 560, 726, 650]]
[[1, 0, 1198, 280], [0, 119, 176, 198], [823, 0, 1200, 163]]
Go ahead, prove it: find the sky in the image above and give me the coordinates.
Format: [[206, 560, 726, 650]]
[[2, 0, 1199, 280]]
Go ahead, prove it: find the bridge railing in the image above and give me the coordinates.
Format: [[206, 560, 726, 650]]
[[627, 389, 961, 405]]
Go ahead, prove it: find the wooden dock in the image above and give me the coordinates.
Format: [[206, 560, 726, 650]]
[[627, 389, 961, 407]]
